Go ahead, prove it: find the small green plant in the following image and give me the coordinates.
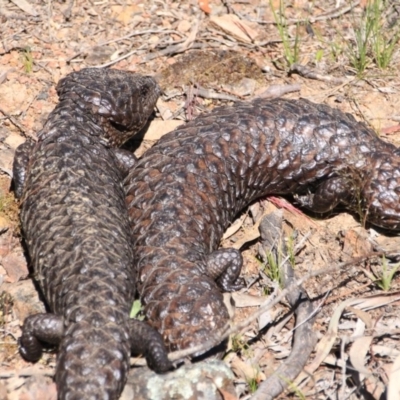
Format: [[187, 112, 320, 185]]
[[315, 48, 324, 63], [255, 245, 284, 289], [364, 256, 400, 291], [270, 0, 300, 68], [312, 26, 336, 63], [265, 249, 283, 286], [368, 0, 400, 69], [21, 47, 33, 73], [345, 0, 400, 76], [130, 299, 144, 320], [329, 39, 344, 62], [247, 377, 258, 393], [347, 12, 373, 76]]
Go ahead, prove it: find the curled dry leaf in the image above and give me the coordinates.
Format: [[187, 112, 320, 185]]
[[347, 306, 373, 330]]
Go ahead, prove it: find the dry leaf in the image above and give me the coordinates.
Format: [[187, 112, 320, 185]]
[[349, 318, 365, 339], [210, 15, 258, 43], [349, 336, 373, 376], [198, 0, 211, 14], [231, 293, 267, 307], [230, 356, 265, 382], [258, 307, 273, 331], [233, 17, 259, 41], [229, 208, 278, 250], [351, 292, 400, 311], [323, 354, 345, 368], [347, 307, 373, 330], [296, 293, 400, 389], [10, 0, 38, 16], [222, 213, 246, 240]]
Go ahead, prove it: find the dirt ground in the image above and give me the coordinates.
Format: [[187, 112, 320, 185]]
[[1, 0, 400, 399]]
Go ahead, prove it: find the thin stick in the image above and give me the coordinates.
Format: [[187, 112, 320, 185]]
[[0, 107, 26, 135]]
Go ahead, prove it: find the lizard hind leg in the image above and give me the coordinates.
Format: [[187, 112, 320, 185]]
[[205, 248, 245, 292], [19, 313, 64, 362]]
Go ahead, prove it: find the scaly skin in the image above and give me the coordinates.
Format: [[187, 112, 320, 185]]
[[125, 97, 400, 353], [14, 68, 171, 400]]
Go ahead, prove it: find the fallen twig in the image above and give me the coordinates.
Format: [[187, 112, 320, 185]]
[[141, 21, 200, 63], [184, 84, 240, 102], [256, 83, 301, 98], [0, 107, 26, 135], [290, 63, 352, 85]]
